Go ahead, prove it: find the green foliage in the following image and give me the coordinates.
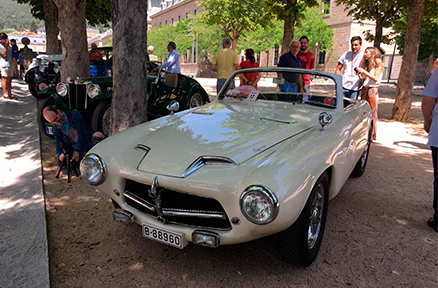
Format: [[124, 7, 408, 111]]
[[148, 16, 224, 61], [264, 0, 318, 27], [29, 19, 37, 32], [392, 0, 438, 60], [0, 0, 44, 30], [241, 21, 283, 54], [294, 6, 333, 53], [199, 0, 271, 46], [335, 0, 407, 46]]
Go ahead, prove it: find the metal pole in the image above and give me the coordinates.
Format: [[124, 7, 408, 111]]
[[192, 37, 195, 63], [195, 33, 198, 64], [387, 43, 397, 83]]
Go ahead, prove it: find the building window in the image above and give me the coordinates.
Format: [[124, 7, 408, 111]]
[[172, 18, 174, 25], [186, 13, 188, 18], [319, 51, 326, 64], [165, 20, 167, 25], [274, 45, 279, 65], [194, 10, 197, 15], [178, 15, 180, 21], [323, 1, 330, 14]]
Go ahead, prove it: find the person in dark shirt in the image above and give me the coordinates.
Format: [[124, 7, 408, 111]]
[[277, 40, 304, 93], [10, 39, 19, 78], [43, 106, 105, 162]]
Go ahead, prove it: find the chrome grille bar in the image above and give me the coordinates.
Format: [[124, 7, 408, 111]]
[[124, 191, 155, 212]]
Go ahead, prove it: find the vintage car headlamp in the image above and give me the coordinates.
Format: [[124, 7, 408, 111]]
[[240, 185, 279, 225], [87, 83, 101, 98], [53, 62, 60, 74], [80, 154, 106, 185], [56, 82, 68, 97]]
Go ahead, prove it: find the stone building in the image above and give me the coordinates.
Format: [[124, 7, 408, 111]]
[[150, 0, 203, 28]]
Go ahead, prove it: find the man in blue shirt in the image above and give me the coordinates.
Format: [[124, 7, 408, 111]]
[[422, 68, 438, 232], [43, 106, 105, 163], [277, 40, 304, 93], [160, 41, 180, 74]]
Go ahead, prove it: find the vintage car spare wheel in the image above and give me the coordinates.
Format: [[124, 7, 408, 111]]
[[278, 172, 329, 266], [37, 96, 55, 139], [91, 99, 112, 136]]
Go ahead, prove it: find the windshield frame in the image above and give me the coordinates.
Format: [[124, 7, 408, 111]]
[[216, 67, 344, 110]]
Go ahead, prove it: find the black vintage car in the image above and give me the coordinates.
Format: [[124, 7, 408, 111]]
[[25, 47, 113, 99], [37, 65, 210, 138]]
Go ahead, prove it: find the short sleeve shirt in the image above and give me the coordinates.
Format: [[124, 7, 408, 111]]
[[298, 51, 315, 86], [212, 49, 239, 79], [338, 51, 364, 91], [277, 52, 302, 84], [422, 68, 438, 148], [0, 43, 13, 68]]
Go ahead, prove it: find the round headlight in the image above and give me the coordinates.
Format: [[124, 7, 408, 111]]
[[53, 62, 60, 74], [240, 185, 279, 225], [80, 154, 106, 185], [87, 83, 101, 98], [56, 82, 68, 97]]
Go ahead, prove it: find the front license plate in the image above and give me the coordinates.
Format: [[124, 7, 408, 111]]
[[142, 224, 186, 249], [46, 125, 53, 135]]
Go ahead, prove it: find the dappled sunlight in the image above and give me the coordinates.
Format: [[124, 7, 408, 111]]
[[0, 143, 40, 187], [49, 195, 71, 206], [381, 214, 409, 226], [0, 195, 44, 216], [129, 262, 144, 271]]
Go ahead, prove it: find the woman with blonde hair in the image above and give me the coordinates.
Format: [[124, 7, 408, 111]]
[[356, 47, 383, 140]]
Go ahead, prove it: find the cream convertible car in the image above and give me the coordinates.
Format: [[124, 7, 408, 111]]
[[81, 67, 373, 266]]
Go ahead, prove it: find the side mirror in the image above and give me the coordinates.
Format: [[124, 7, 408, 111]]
[[319, 112, 332, 130], [166, 101, 180, 115]]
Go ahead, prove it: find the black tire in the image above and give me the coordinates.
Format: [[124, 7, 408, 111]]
[[350, 126, 372, 178], [91, 99, 111, 136], [37, 96, 55, 139], [188, 89, 206, 108], [278, 172, 329, 266]]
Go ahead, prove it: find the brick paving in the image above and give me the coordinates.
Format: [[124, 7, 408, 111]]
[[0, 79, 50, 288]]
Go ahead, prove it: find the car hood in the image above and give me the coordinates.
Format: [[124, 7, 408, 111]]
[[137, 101, 319, 177]]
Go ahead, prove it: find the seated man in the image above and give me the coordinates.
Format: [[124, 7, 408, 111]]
[[89, 43, 103, 60], [43, 106, 105, 163]]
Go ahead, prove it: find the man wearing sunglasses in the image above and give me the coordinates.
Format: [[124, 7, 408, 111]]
[[43, 106, 105, 163]]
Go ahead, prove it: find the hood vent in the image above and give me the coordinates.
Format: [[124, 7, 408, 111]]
[[134, 144, 150, 153], [260, 117, 297, 125], [182, 156, 238, 178]]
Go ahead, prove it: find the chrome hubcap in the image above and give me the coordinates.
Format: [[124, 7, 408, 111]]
[[308, 183, 324, 249], [189, 93, 203, 108]]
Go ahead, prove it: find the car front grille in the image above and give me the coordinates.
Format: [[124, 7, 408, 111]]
[[68, 83, 87, 111], [123, 179, 231, 230]]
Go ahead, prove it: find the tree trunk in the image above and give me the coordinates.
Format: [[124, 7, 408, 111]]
[[281, 0, 298, 55], [53, 0, 90, 82], [374, 18, 383, 50], [110, 0, 148, 134], [281, 19, 294, 55], [392, 0, 425, 122], [43, 0, 59, 54]]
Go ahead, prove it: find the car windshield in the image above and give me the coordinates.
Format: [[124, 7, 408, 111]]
[[217, 68, 339, 108]]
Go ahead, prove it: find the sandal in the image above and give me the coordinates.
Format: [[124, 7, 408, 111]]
[[4, 95, 17, 100]]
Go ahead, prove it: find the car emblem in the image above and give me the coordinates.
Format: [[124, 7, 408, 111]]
[[148, 176, 166, 223], [148, 176, 158, 198]]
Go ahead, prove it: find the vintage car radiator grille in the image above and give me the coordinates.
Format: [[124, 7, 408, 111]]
[[68, 83, 87, 111], [124, 179, 232, 230]]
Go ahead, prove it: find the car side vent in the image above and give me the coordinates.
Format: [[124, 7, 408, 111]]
[[182, 156, 238, 178]]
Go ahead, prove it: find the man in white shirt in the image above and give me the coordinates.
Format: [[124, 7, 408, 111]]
[[422, 68, 438, 232], [160, 42, 180, 74], [335, 36, 364, 100]]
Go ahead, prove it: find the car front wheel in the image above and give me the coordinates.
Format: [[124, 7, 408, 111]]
[[91, 99, 111, 136], [188, 90, 205, 108], [278, 172, 329, 266], [351, 126, 372, 178]]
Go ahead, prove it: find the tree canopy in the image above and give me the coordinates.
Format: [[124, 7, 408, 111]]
[[199, 0, 271, 50], [335, 0, 406, 49]]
